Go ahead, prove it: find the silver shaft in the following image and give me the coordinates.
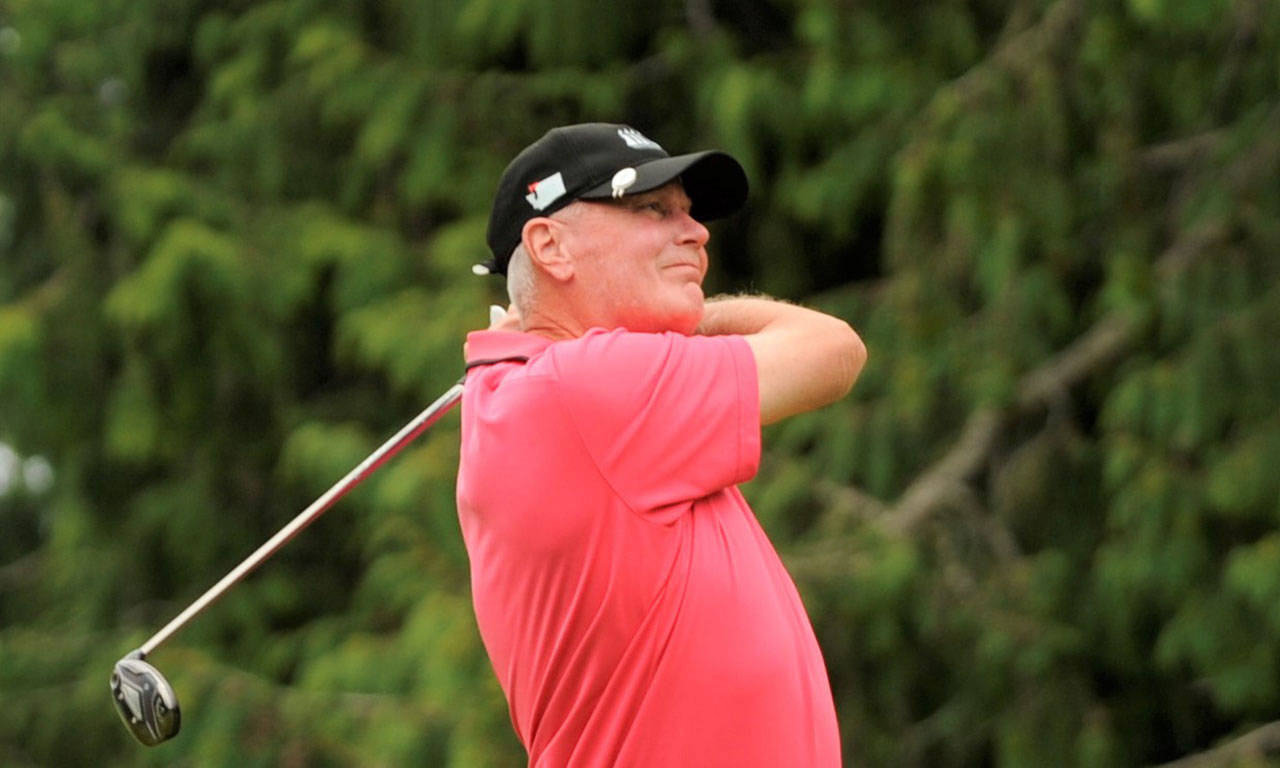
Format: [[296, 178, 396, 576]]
[[139, 382, 465, 657]]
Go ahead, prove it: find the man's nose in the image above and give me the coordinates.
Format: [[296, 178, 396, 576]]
[[676, 211, 710, 248]]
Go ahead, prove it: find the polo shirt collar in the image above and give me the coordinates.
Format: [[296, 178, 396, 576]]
[[465, 330, 555, 368]]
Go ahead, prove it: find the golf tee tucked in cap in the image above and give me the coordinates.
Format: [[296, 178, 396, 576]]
[[481, 123, 749, 276]]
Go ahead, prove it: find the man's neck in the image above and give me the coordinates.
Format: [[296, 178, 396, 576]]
[[518, 310, 588, 341]]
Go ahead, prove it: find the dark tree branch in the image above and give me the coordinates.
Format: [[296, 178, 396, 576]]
[[814, 478, 888, 531], [684, 0, 717, 37], [1137, 130, 1228, 173], [945, 482, 1020, 562], [787, 64, 1279, 581], [881, 409, 1003, 536], [1154, 720, 1280, 768], [879, 219, 1229, 537], [1165, 99, 1280, 237], [789, 217, 1257, 581], [1208, 0, 1263, 121], [782, 536, 882, 582], [873, 107, 1280, 539], [785, 213, 1233, 575], [920, 0, 1084, 122]]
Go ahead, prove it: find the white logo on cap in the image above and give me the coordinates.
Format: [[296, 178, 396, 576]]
[[611, 167, 637, 198], [525, 172, 566, 210], [618, 127, 662, 151]]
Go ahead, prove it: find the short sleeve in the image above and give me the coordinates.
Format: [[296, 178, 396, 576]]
[[549, 329, 761, 517]]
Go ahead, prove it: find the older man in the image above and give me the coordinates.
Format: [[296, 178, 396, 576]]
[[456, 124, 865, 766]]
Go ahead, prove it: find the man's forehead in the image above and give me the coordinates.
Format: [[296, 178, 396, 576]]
[[616, 182, 692, 209], [628, 181, 688, 200], [551, 181, 690, 222]]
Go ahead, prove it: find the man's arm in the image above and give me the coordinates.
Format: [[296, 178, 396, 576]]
[[697, 296, 867, 425]]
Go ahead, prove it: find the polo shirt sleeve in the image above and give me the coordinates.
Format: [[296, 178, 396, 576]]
[[549, 330, 761, 518]]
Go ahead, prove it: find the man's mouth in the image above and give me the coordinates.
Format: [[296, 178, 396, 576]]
[[663, 262, 703, 278]]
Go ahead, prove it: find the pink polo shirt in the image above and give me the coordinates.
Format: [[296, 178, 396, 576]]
[[456, 327, 840, 767]]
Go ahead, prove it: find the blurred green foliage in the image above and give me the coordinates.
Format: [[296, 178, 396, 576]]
[[2, 0, 1279, 765]]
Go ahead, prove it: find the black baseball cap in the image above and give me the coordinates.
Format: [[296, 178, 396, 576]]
[[481, 123, 748, 276]]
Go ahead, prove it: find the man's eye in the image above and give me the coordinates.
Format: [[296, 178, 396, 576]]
[[641, 202, 666, 214]]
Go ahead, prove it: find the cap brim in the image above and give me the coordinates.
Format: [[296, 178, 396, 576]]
[[579, 150, 748, 221]]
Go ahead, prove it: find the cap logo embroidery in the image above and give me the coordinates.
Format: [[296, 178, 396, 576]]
[[617, 127, 662, 151], [611, 167, 637, 198], [525, 172, 566, 210]]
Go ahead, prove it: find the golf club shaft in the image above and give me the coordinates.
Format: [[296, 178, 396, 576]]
[[138, 382, 465, 658]]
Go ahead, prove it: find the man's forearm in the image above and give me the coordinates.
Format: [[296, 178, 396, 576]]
[[697, 294, 868, 425], [697, 295, 813, 337]]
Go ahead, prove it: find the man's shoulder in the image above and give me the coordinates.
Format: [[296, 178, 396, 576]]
[[544, 327, 749, 413], [547, 327, 699, 371], [542, 328, 700, 393]]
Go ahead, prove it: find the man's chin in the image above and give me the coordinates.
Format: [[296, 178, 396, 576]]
[[670, 306, 703, 336], [683, 280, 705, 310], [667, 286, 704, 335], [616, 288, 704, 335]]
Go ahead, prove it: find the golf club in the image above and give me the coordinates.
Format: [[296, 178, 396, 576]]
[[111, 379, 465, 746]]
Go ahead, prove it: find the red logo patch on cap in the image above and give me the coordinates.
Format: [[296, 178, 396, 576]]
[[525, 172, 566, 211]]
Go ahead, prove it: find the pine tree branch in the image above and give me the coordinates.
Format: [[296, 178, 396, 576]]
[[781, 535, 882, 581], [1137, 130, 1229, 173], [685, 0, 717, 36], [1154, 720, 1280, 768], [1136, 97, 1277, 179], [788, 212, 1256, 582], [1165, 99, 1280, 238], [946, 482, 1021, 562], [814, 478, 888, 529], [1207, 0, 1264, 122], [1018, 313, 1136, 412], [788, 87, 1278, 581], [785, 221, 1231, 581], [922, 0, 1084, 120], [880, 218, 1228, 537], [881, 409, 1004, 535], [877, 107, 1280, 539], [993, 0, 1037, 48]]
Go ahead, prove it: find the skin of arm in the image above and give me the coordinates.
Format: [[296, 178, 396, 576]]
[[696, 296, 867, 425]]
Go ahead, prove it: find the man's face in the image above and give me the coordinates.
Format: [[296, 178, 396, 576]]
[[560, 181, 711, 335]]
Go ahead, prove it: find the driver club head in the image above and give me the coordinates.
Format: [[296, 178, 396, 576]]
[[110, 652, 181, 746]]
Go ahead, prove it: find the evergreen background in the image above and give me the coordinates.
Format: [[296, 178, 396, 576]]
[[2, 0, 1278, 765]]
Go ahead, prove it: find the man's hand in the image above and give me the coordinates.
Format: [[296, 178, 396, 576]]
[[465, 304, 524, 359], [488, 304, 523, 332], [698, 296, 866, 425]]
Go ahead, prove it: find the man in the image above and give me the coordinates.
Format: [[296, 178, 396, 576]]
[[456, 123, 866, 766]]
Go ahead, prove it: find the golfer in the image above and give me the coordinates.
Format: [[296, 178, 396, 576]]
[[456, 123, 866, 766]]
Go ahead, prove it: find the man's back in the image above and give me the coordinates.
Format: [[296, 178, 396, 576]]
[[457, 327, 840, 767]]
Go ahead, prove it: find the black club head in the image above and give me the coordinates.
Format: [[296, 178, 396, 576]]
[[110, 652, 181, 746]]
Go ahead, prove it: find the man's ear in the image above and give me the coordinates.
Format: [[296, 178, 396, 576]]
[[522, 217, 575, 282]]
